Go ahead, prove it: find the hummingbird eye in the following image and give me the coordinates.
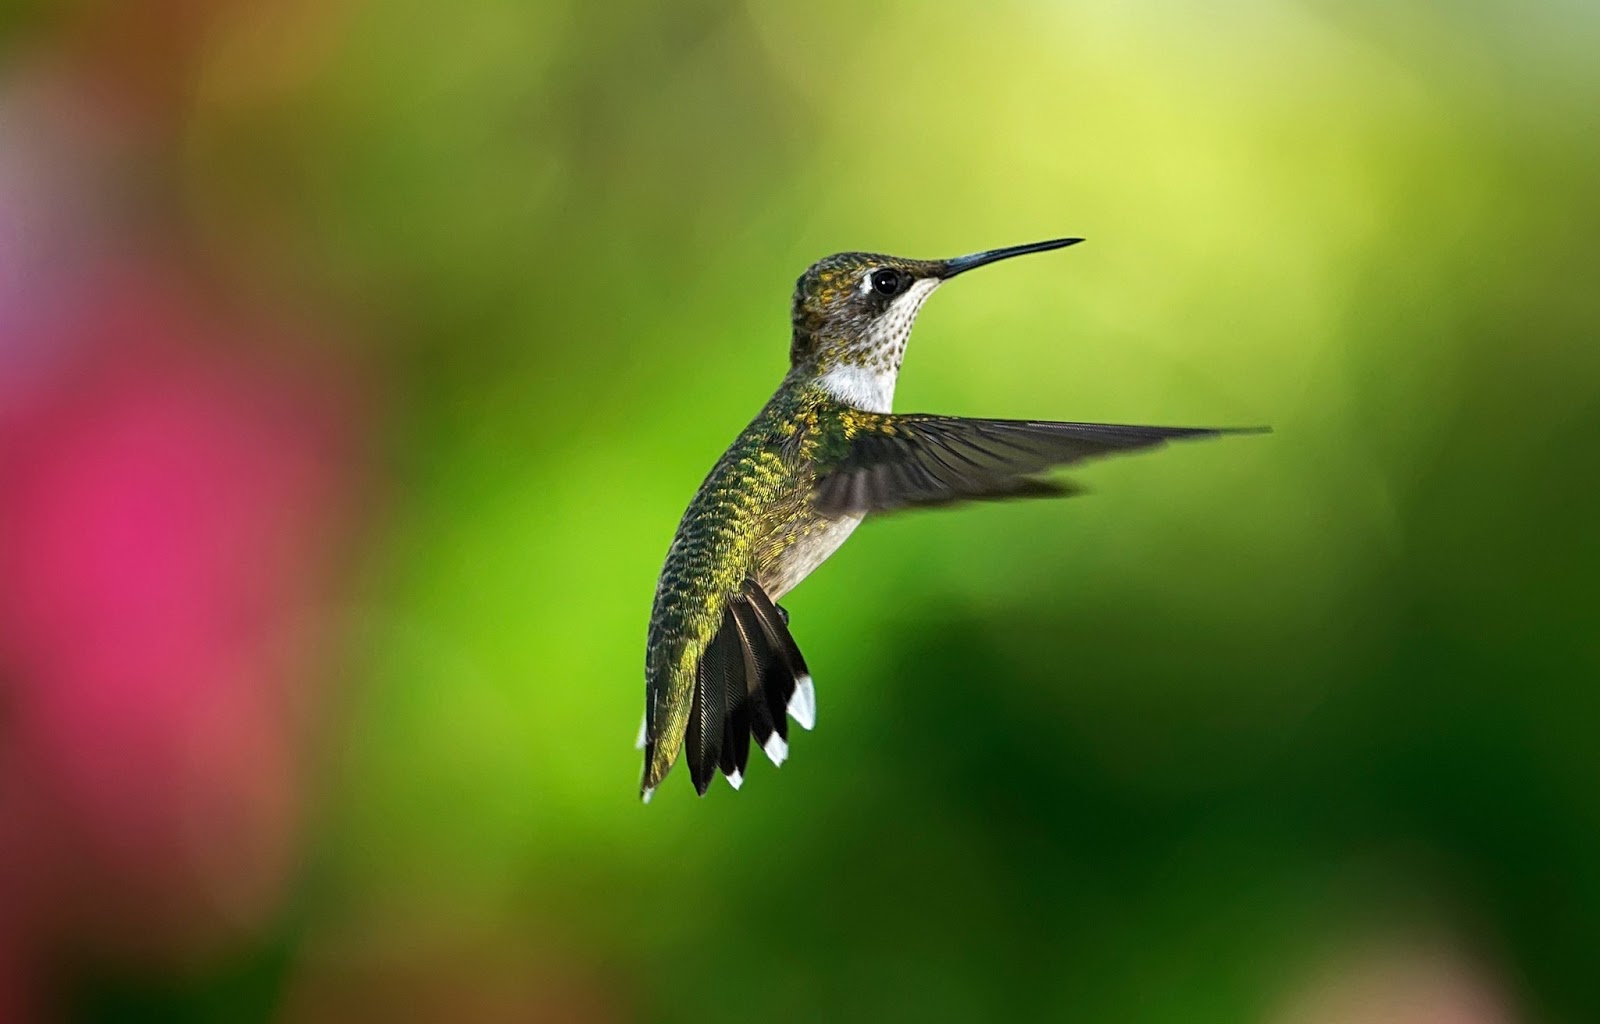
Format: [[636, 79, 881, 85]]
[[869, 268, 904, 296]]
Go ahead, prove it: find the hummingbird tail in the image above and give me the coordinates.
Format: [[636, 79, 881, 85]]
[[642, 580, 813, 800]]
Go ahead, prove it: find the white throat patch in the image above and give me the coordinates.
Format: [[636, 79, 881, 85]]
[[816, 278, 940, 413], [816, 362, 895, 412]]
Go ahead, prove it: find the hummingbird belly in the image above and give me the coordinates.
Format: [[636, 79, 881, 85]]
[[760, 511, 862, 601]]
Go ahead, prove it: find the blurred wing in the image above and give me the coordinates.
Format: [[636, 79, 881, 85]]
[[813, 415, 1259, 516]]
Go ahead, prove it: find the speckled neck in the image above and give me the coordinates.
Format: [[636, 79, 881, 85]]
[[797, 278, 941, 412]]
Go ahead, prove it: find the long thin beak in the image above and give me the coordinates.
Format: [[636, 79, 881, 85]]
[[938, 237, 1084, 279]]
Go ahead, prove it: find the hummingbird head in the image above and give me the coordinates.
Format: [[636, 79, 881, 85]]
[[788, 238, 1083, 412]]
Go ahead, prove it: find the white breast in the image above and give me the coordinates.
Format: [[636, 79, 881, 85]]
[[763, 513, 862, 601]]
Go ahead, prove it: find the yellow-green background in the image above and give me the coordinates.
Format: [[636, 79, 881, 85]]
[[11, 1, 1600, 1020]]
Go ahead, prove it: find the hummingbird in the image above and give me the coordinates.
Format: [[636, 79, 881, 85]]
[[640, 238, 1262, 801]]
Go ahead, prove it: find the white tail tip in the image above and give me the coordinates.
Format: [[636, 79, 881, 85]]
[[787, 676, 816, 730], [725, 769, 744, 791], [762, 733, 789, 767]]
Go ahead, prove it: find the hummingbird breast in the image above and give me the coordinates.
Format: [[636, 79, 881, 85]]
[[757, 509, 862, 600]]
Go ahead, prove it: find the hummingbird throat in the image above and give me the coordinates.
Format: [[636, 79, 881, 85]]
[[815, 278, 941, 413]]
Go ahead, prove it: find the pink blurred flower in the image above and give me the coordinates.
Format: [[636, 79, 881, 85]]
[[0, 273, 363, 964], [0, 7, 371, 1014]]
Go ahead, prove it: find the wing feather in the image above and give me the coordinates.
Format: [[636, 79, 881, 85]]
[[814, 415, 1263, 516]]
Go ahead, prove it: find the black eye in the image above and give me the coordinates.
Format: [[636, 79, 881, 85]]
[[870, 268, 903, 296]]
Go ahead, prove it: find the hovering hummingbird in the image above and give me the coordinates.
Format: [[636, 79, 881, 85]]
[[640, 238, 1261, 800]]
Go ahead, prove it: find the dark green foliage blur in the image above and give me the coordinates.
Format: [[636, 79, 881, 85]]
[[11, 1, 1600, 1020]]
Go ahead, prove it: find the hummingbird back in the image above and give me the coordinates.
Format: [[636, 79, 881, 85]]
[[641, 384, 832, 798]]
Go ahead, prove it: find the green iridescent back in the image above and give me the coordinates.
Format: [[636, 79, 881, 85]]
[[643, 380, 841, 783]]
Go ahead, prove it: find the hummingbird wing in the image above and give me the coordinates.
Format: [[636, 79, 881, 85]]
[[813, 415, 1260, 516], [673, 580, 813, 796]]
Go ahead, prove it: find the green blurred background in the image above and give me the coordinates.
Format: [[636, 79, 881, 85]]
[[2, 1, 1599, 1021]]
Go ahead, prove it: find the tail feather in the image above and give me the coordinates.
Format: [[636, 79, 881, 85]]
[[686, 615, 734, 794], [718, 608, 752, 788], [729, 601, 781, 762], [747, 585, 814, 733], [649, 578, 815, 799], [722, 601, 777, 786], [742, 594, 794, 764]]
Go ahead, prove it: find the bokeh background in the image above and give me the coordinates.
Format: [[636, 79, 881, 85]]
[[2, 1, 1599, 1021]]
